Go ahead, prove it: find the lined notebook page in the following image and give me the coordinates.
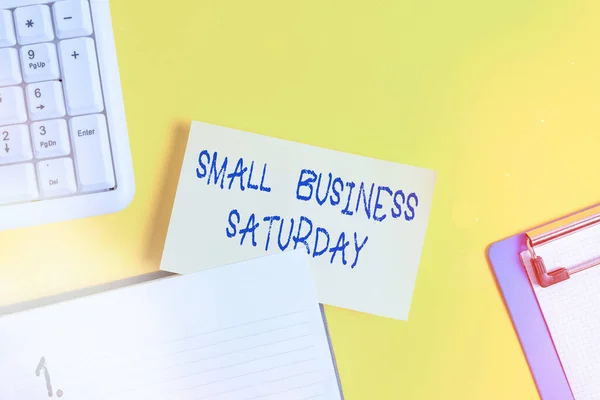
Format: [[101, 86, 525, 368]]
[[0, 250, 343, 400], [521, 223, 600, 400]]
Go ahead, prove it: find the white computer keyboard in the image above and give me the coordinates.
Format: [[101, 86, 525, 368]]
[[0, 0, 134, 231]]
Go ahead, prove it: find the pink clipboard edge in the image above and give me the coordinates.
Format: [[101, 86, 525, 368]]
[[488, 234, 573, 400]]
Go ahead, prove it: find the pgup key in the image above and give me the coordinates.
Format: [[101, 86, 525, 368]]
[[20, 43, 60, 83]]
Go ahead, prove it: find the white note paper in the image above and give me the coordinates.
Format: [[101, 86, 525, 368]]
[[522, 223, 600, 400], [0, 250, 343, 400], [161, 121, 436, 320]]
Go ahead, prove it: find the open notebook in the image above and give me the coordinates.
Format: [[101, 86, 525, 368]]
[[0, 250, 343, 400], [521, 222, 600, 400]]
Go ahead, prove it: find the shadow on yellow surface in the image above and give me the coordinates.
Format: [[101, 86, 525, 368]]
[[145, 120, 192, 270]]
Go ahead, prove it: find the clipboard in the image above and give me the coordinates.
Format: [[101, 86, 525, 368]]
[[486, 204, 600, 399]]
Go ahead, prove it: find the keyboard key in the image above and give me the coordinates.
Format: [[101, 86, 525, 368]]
[[0, 125, 33, 165], [53, 0, 94, 39], [26, 81, 66, 121], [31, 119, 71, 159], [70, 114, 115, 193], [58, 37, 104, 116], [0, 87, 27, 126], [0, 163, 39, 205], [0, 48, 22, 87], [0, 10, 17, 48], [20, 43, 60, 83], [37, 157, 77, 198], [14, 5, 54, 46]]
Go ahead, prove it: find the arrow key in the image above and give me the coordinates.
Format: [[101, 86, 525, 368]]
[[0, 124, 33, 165], [26, 80, 66, 121]]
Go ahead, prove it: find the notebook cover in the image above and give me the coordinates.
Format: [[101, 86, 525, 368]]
[[488, 234, 573, 400], [0, 271, 345, 399]]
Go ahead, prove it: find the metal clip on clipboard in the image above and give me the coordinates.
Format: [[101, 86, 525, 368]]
[[526, 204, 600, 288]]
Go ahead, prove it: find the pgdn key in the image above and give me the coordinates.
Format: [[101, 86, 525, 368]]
[[70, 114, 115, 193]]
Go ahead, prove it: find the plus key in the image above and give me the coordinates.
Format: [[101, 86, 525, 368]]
[[58, 38, 104, 116]]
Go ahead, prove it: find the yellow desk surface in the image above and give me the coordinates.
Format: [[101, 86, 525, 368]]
[[2, 0, 600, 398]]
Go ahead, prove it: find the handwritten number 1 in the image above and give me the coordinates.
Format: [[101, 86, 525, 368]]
[[35, 357, 63, 398]]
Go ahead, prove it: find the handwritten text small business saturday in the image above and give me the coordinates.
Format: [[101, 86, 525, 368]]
[[196, 150, 421, 269]]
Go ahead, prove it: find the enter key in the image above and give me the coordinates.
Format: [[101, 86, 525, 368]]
[[69, 114, 115, 193]]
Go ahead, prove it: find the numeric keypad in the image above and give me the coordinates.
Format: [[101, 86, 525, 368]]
[[0, 0, 116, 208]]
